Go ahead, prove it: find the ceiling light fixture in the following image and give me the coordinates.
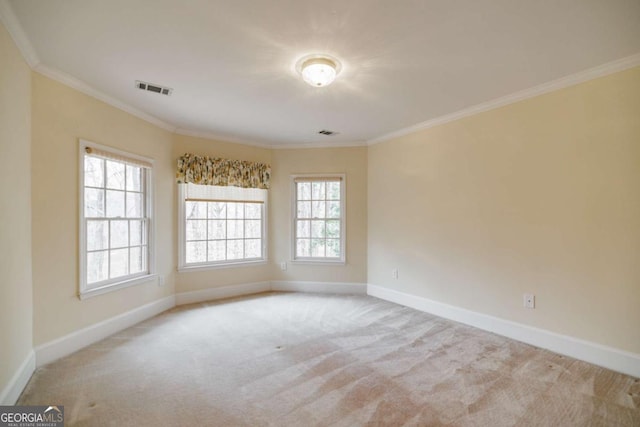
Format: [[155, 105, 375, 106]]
[[296, 54, 342, 87]]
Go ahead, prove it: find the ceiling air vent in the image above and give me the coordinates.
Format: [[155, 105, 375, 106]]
[[318, 130, 339, 136], [135, 80, 173, 96]]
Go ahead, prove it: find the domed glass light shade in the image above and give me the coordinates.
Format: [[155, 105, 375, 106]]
[[299, 56, 339, 87]]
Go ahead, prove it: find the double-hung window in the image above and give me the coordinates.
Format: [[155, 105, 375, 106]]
[[292, 175, 345, 263], [178, 183, 267, 270], [79, 140, 154, 299]]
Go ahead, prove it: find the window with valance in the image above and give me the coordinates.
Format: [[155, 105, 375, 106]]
[[176, 154, 270, 270]]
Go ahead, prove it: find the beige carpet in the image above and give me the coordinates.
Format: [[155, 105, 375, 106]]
[[19, 292, 640, 426]]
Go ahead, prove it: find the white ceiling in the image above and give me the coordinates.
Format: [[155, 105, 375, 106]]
[[5, 0, 640, 147]]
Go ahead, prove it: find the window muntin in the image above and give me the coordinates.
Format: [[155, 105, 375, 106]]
[[184, 200, 264, 264], [80, 141, 153, 298], [179, 184, 267, 269], [293, 176, 345, 262]]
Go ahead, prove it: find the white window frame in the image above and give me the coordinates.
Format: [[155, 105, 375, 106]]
[[78, 139, 155, 300], [177, 184, 268, 272], [291, 174, 346, 264]]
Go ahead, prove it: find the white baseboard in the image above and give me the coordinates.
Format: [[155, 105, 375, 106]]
[[35, 296, 175, 367], [175, 281, 271, 305], [34, 280, 366, 370], [367, 284, 640, 379], [270, 280, 367, 294], [0, 350, 35, 405], [176, 281, 367, 305]]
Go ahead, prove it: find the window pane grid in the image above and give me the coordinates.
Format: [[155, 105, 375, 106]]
[[184, 200, 263, 265], [84, 153, 149, 288], [84, 162, 145, 219], [85, 217, 149, 284], [294, 179, 342, 260]]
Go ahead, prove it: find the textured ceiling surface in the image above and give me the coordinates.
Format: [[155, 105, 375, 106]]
[[7, 0, 640, 146]]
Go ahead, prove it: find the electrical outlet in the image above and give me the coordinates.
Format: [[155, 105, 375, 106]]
[[280, 262, 287, 271], [392, 268, 399, 279], [523, 293, 535, 309], [158, 275, 165, 287]]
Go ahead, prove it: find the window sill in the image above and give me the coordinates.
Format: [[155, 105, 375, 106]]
[[291, 259, 346, 266], [178, 259, 267, 273], [79, 274, 157, 300]]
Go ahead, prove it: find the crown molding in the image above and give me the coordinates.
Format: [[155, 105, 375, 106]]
[[32, 62, 366, 151], [174, 128, 273, 149], [367, 53, 640, 145], [3, 0, 639, 150], [0, 2, 364, 150], [269, 140, 368, 150], [2, 0, 177, 133], [175, 128, 367, 150], [34, 64, 177, 133], [0, 0, 39, 67]]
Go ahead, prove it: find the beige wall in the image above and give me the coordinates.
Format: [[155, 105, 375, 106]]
[[172, 134, 273, 292], [270, 147, 368, 283], [172, 138, 369, 292], [173, 135, 367, 293], [368, 67, 640, 353], [0, 22, 33, 398], [6, 20, 637, 385], [31, 74, 175, 346]]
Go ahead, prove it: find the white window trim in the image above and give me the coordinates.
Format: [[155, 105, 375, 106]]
[[290, 174, 346, 265], [78, 139, 156, 300], [177, 184, 268, 272]]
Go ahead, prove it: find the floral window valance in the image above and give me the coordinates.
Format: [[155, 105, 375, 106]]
[[176, 153, 271, 190]]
